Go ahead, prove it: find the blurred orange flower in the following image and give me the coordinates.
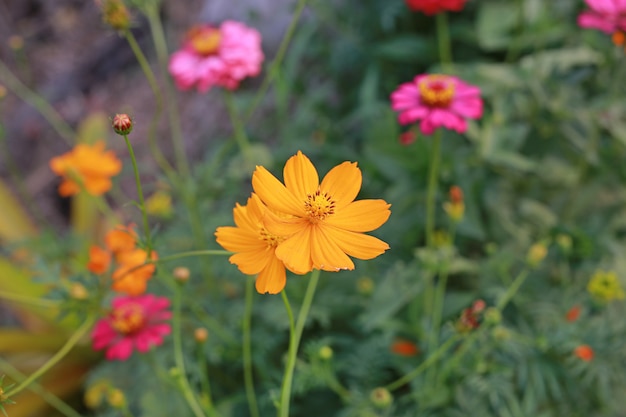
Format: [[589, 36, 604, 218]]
[[87, 245, 111, 274], [566, 305, 581, 322], [390, 339, 420, 357], [105, 224, 138, 256], [574, 344, 594, 362], [112, 248, 158, 296], [49, 141, 122, 196]]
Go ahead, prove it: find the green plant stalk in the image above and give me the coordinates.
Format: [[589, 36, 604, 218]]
[[244, 0, 309, 122], [224, 91, 252, 159], [122, 133, 153, 253], [279, 269, 321, 417], [122, 28, 178, 182], [324, 370, 351, 402], [143, 3, 190, 179], [0, 291, 60, 308], [172, 282, 207, 417], [437, 330, 480, 383], [243, 276, 261, 417], [195, 339, 216, 417], [0, 60, 75, 145], [4, 314, 96, 398], [436, 12, 453, 70], [385, 333, 461, 392], [156, 250, 231, 264], [425, 130, 442, 248], [0, 358, 83, 417], [496, 268, 530, 311]]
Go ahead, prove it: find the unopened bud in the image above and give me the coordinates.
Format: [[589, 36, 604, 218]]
[[449, 186, 463, 204], [106, 388, 126, 409], [194, 327, 208, 343], [483, 307, 501, 325], [356, 276, 374, 296], [526, 243, 548, 267], [173, 266, 190, 284], [112, 113, 133, 135], [556, 234, 572, 255], [70, 283, 89, 300], [369, 387, 393, 408], [319, 346, 333, 360], [101, 0, 131, 31], [8, 35, 24, 50]]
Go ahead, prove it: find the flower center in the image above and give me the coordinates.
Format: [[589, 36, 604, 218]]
[[304, 190, 335, 223], [418, 75, 455, 108], [187, 26, 221, 56], [260, 227, 285, 248], [111, 303, 146, 335]]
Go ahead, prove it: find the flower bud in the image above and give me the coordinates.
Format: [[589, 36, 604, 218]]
[[318, 345, 333, 360], [483, 307, 501, 325], [84, 381, 109, 409], [173, 266, 190, 284], [369, 387, 393, 409], [106, 388, 126, 409], [8, 35, 23, 50], [100, 0, 131, 31], [112, 113, 133, 135], [70, 283, 89, 300], [556, 233, 572, 255], [194, 327, 209, 343], [526, 243, 548, 268], [356, 276, 374, 296]]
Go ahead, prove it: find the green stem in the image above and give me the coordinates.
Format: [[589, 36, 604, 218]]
[[496, 268, 529, 311], [122, 133, 153, 253], [243, 276, 261, 417], [385, 333, 460, 392], [0, 358, 83, 417], [156, 250, 231, 264], [196, 338, 216, 417], [0, 291, 60, 308], [4, 314, 96, 398], [278, 269, 320, 417], [0, 60, 75, 145], [122, 28, 178, 182], [143, 4, 190, 178], [244, 0, 309, 122], [172, 281, 207, 417], [436, 12, 453, 70], [425, 130, 442, 248], [224, 91, 252, 159]]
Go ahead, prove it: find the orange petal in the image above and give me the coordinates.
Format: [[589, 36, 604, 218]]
[[311, 225, 354, 271], [263, 209, 308, 238], [215, 226, 265, 253], [252, 166, 304, 216], [255, 255, 287, 294], [322, 225, 390, 260], [283, 151, 319, 199], [275, 226, 314, 274], [320, 161, 361, 210], [325, 199, 391, 232], [229, 249, 271, 275]]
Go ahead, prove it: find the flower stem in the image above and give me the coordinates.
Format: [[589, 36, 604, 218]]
[[4, 314, 96, 398], [385, 333, 460, 392], [172, 281, 207, 417], [196, 339, 217, 417], [436, 12, 453, 70], [0, 291, 60, 308], [496, 268, 529, 311], [279, 269, 321, 417], [122, 133, 153, 253], [425, 130, 442, 248], [224, 91, 252, 160], [243, 276, 261, 417], [244, 0, 309, 122], [156, 250, 231, 264], [0, 60, 75, 145], [0, 357, 83, 417]]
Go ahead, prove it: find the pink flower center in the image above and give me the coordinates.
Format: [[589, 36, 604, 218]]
[[304, 190, 335, 223], [187, 26, 222, 56], [111, 303, 146, 335], [418, 75, 455, 108]]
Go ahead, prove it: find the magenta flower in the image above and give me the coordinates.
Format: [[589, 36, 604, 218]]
[[390, 74, 483, 135], [168, 21, 264, 92], [91, 294, 172, 361], [578, 0, 626, 34]]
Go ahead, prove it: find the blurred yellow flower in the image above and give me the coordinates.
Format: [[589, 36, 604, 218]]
[[145, 190, 173, 218], [526, 243, 548, 267], [587, 270, 625, 302]]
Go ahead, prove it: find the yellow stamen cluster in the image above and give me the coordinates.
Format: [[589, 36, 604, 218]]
[[189, 27, 222, 56], [260, 226, 285, 247], [111, 303, 145, 334], [418, 75, 455, 108], [304, 190, 335, 222], [587, 270, 625, 302]]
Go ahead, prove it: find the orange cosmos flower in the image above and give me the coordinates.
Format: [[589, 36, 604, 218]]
[[574, 344, 594, 362], [87, 245, 112, 274], [565, 305, 581, 322], [216, 193, 293, 294], [112, 248, 158, 296], [252, 151, 391, 273], [49, 141, 122, 197], [105, 224, 138, 256]]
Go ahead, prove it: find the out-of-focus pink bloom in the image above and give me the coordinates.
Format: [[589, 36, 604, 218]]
[[578, 0, 626, 34], [168, 21, 264, 92], [405, 0, 466, 15], [91, 294, 172, 361], [390, 74, 483, 135]]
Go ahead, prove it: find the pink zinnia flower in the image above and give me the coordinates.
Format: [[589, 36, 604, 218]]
[[168, 21, 264, 92], [390, 74, 483, 135], [91, 294, 172, 361], [578, 0, 626, 34], [405, 0, 467, 15]]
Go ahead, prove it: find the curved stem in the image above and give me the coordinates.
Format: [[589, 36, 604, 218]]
[[224, 91, 251, 159], [123, 133, 153, 253], [4, 314, 96, 398], [0, 60, 75, 145], [195, 339, 216, 417], [172, 282, 207, 417], [156, 250, 231, 264], [496, 268, 529, 311], [243, 276, 260, 417], [244, 0, 309, 122], [436, 12, 453, 70], [279, 269, 320, 417], [425, 130, 442, 248], [0, 291, 60, 308]]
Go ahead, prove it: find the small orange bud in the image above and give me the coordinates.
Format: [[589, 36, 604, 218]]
[[87, 245, 111, 274], [390, 339, 420, 357], [112, 113, 133, 135], [173, 266, 190, 283], [565, 305, 581, 322], [194, 327, 208, 343], [70, 283, 89, 300], [613, 31, 625, 46], [574, 344, 594, 362], [449, 186, 463, 204], [100, 0, 131, 31]]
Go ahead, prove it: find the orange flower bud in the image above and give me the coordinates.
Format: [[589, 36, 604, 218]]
[[112, 113, 133, 135], [574, 344, 594, 362]]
